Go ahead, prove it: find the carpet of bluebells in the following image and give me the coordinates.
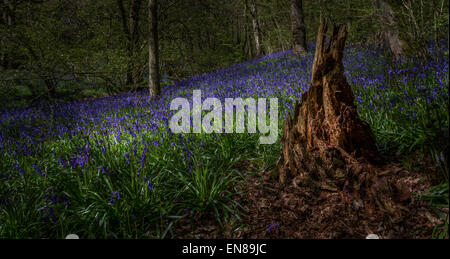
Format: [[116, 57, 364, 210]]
[[0, 46, 448, 238]]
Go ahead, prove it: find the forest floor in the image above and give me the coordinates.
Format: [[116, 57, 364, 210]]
[[174, 153, 446, 239]]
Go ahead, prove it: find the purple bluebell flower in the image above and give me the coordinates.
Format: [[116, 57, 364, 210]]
[[31, 164, 42, 176], [267, 222, 277, 231], [14, 162, 25, 176], [109, 191, 121, 205]]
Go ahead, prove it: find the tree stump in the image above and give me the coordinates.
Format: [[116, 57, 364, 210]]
[[278, 19, 409, 217]]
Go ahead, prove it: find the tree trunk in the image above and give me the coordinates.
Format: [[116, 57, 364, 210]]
[[129, 0, 142, 85], [236, 8, 241, 46], [242, 4, 253, 59], [278, 20, 409, 218], [117, 0, 143, 86], [247, 0, 263, 56], [291, 0, 307, 56], [43, 77, 57, 99], [148, 0, 160, 97], [273, 17, 286, 52], [373, 0, 403, 61], [1, 0, 16, 69]]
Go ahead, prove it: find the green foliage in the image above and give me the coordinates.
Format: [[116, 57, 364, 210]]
[[419, 182, 449, 239], [0, 127, 252, 238], [80, 89, 108, 99], [0, 84, 32, 99], [352, 67, 449, 158]]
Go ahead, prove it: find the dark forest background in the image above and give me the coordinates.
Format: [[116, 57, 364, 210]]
[[1, 0, 448, 107]]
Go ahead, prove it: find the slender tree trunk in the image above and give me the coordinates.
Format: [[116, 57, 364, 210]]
[[247, 0, 263, 56], [373, 0, 403, 61], [273, 17, 286, 52], [148, 0, 160, 97], [129, 0, 142, 85], [243, 4, 253, 59], [432, 0, 446, 55], [1, 0, 16, 69], [291, 0, 307, 56], [117, 0, 131, 84], [236, 7, 241, 46], [43, 76, 57, 99], [117, 0, 143, 86]]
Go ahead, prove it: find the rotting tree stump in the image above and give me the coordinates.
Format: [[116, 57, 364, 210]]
[[277, 19, 410, 218]]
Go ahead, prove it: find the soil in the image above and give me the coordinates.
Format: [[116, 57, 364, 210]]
[[174, 160, 444, 239], [239, 164, 441, 239]]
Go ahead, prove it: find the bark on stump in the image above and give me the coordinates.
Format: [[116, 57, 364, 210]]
[[278, 20, 409, 217]]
